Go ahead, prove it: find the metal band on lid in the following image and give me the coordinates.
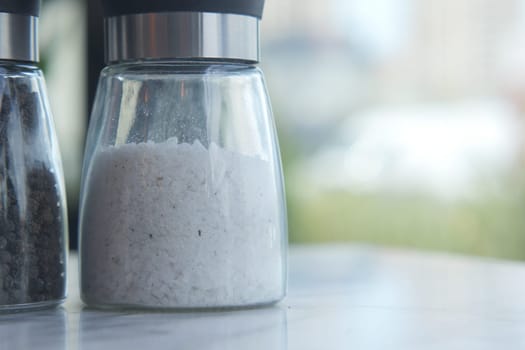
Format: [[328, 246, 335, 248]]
[[105, 12, 259, 63], [0, 12, 38, 62]]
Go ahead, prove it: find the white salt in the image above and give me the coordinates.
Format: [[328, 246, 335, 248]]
[[80, 138, 285, 308]]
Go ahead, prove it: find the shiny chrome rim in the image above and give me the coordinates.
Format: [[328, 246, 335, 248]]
[[0, 13, 38, 62], [105, 12, 259, 63]]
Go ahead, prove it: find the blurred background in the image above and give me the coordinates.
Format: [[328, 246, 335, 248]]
[[43, 0, 525, 260]]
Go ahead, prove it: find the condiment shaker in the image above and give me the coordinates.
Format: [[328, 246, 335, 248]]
[[79, 0, 287, 309], [0, 0, 68, 311]]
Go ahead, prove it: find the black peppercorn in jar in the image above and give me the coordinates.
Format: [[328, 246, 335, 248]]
[[0, 0, 68, 311]]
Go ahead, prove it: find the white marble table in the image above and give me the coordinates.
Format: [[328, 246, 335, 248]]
[[1, 244, 525, 349]]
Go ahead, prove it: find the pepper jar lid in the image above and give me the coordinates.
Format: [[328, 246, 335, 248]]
[[102, 0, 265, 64], [0, 0, 40, 63]]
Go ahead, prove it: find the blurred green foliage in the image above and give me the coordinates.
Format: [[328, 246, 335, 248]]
[[278, 125, 525, 261], [286, 188, 525, 260]]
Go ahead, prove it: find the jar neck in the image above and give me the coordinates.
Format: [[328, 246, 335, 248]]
[[0, 12, 38, 62], [105, 12, 260, 64], [106, 58, 257, 68]]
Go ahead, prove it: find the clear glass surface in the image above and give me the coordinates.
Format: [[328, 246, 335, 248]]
[[0, 62, 68, 311], [79, 62, 287, 309]]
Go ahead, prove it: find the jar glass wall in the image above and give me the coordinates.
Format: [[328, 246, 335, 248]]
[[79, 62, 287, 309]]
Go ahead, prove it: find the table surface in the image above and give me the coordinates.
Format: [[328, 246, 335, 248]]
[[1, 244, 525, 349]]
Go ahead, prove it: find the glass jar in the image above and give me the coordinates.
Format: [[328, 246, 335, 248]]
[[0, 1, 68, 311], [80, 60, 287, 309], [79, 1, 287, 309]]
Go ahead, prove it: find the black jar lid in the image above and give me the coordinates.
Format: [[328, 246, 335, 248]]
[[102, 0, 265, 19], [0, 0, 40, 17]]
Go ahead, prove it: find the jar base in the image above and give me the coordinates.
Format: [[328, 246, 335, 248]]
[[0, 298, 65, 314], [81, 296, 285, 312]]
